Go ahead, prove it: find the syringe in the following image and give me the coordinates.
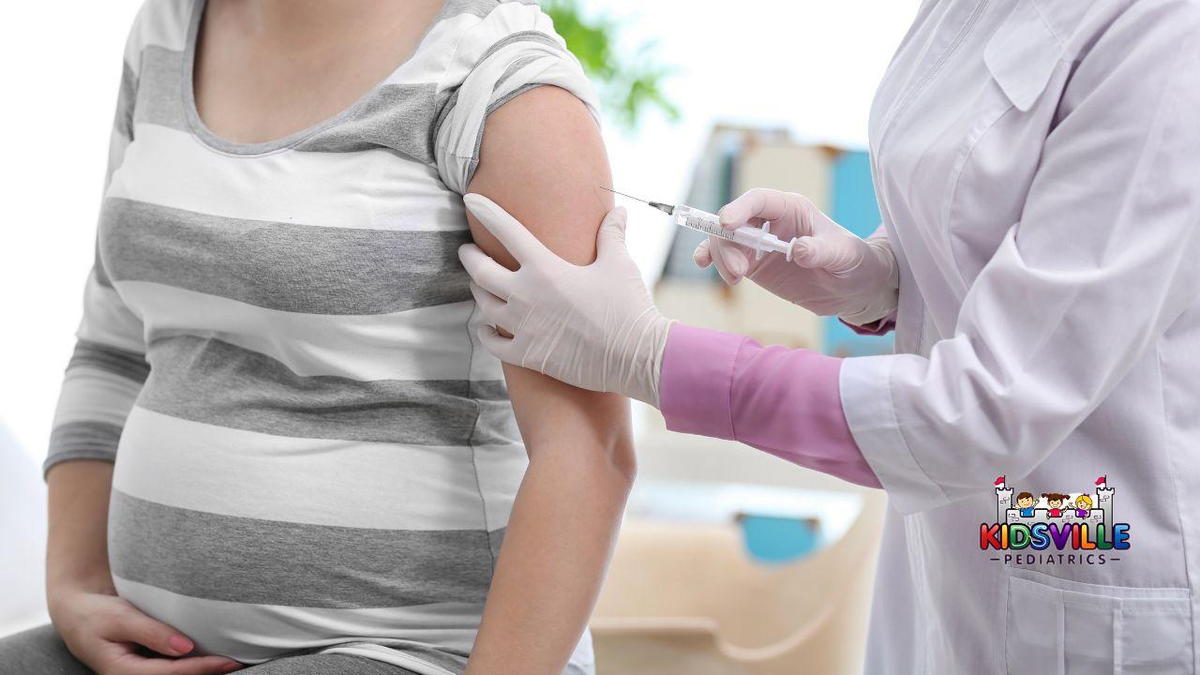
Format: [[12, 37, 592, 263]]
[[603, 187, 794, 260]]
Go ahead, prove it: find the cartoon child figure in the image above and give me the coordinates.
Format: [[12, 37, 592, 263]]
[[1074, 494, 1093, 518], [1016, 492, 1037, 518], [1042, 493, 1069, 518]]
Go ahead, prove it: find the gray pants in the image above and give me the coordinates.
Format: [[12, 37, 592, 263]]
[[0, 625, 418, 674]]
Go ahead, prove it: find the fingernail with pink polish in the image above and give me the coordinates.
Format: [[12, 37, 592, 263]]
[[168, 635, 193, 654]]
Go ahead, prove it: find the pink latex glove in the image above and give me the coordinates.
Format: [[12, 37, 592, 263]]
[[694, 188, 899, 326]]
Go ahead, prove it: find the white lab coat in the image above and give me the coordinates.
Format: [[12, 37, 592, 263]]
[[843, 1, 1200, 672]]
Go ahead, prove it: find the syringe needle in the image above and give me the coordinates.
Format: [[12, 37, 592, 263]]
[[601, 186, 676, 215], [600, 186, 650, 204]]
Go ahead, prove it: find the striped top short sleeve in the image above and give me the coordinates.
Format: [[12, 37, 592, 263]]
[[45, 1, 599, 673]]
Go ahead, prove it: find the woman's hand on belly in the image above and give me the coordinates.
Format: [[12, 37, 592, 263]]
[[49, 588, 243, 675]]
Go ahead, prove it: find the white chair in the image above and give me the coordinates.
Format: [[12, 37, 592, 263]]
[[591, 490, 886, 674]]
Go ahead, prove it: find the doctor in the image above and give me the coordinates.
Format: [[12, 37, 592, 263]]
[[459, 1, 1200, 673]]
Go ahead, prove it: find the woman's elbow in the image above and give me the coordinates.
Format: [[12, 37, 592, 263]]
[[527, 430, 637, 494], [608, 435, 637, 486], [580, 432, 637, 491]]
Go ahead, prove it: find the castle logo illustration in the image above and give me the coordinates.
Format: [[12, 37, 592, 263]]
[[980, 475, 1130, 565]]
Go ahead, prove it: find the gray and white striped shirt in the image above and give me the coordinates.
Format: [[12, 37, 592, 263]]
[[47, 1, 598, 672]]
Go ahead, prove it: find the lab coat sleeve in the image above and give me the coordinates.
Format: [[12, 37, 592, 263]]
[[45, 21, 148, 477], [659, 323, 881, 489], [842, 2, 1200, 513]]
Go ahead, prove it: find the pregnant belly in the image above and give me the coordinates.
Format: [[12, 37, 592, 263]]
[[107, 488, 491, 662], [113, 575, 483, 664], [106, 407, 525, 662]]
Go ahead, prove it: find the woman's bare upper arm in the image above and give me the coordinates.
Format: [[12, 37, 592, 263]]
[[464, 85, 629, 452], [465, 85, 611, 266]]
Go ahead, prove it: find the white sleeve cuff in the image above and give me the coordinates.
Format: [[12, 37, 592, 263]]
[[839, 353, 951, 514]]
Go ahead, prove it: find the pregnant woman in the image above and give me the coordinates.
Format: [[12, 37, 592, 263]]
[[0, 0, 630, 673]]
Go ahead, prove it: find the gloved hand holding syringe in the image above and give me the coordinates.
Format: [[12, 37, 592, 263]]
[[605, 186, 898, 325], [603, 187, 795, 261]]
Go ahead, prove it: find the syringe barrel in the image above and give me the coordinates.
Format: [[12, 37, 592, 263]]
[[672, 206, 736, 241], [672, 205, 791, 257]]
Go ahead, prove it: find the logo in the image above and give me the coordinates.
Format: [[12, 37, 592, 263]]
[[980, 475, 1130, 566]]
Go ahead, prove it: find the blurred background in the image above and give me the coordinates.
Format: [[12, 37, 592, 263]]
[[0, 1, 917, 671]]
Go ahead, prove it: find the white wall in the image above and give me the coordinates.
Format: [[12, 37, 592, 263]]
[[604, 0, 920, 280], [0, 3, 145, 461], [0, 422, 48, 634]]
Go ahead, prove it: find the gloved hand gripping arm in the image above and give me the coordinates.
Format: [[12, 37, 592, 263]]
[[459, 194, 880, 488], [459, 195, 672, 407]]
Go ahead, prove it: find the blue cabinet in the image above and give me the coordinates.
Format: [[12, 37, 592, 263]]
[[824, 150, 894, 357]]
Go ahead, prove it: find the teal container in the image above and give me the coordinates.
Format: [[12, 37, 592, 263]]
[[739, 514, 820, 564]]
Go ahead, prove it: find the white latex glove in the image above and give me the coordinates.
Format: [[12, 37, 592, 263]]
[[694, 188, 899, 325], [458, 194, 674, 407]]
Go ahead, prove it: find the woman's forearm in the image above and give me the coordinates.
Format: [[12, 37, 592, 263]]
[[466, 440, 634, 675], [46, 461, 117, 605]]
